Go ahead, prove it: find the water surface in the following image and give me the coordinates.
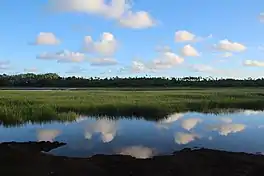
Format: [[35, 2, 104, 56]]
[[1, 110, 264, 158]]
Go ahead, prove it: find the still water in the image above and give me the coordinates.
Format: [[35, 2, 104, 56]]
[[1, 110, 264, 158]]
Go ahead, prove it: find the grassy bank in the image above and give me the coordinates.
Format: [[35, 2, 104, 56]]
[[0, 88, 264, 126]]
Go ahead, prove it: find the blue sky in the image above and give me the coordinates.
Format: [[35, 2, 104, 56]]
[[1, 0, 264, 78]]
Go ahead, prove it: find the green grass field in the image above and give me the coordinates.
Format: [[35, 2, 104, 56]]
[[0, 88, 264, 126]]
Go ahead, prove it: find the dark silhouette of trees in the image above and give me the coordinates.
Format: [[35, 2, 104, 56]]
[[1, 73, 264, 88]]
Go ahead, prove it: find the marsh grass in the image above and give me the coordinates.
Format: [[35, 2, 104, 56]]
[[0, 88, 264, 126]]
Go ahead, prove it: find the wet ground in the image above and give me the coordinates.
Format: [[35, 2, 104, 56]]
[[1, 141, 264, 176]]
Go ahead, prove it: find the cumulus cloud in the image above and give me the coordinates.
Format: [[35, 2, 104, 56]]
[[151, 51, 184, 69], [259, 13, 264, 23], [174, 132, 199, 145], [89, 58, 118, 66], [181, 118, 202, 131], [84, 119, 117, 143], [175, 30, 212, 43], [24, 68, 38, 73], [214, 40, 246, 52], [181, 45, 200, 57], [127, 50, 184, 74], [48, 0, 155, 29], [220, 117, 233, 123], [37, 50, 86, 63], [131, 61, 147, 73], [118, 11, 155, 29], [48, 0, 128, 17], [32, 32, 60, 45], [244, 60, 264, 67], [37, 129, 61, 142], [211, 123, 246, 136], [84, 32, 118, 56], [129, 51, 184, 73], [119, 146, 155, 159], [175, 30, 196, 42]]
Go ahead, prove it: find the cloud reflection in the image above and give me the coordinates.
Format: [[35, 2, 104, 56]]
[[119, 146, 155, 159], [258, 125, 264, 129], [181, 118, 202, 131], [174, 132, 199, 145], [212, 124, 246, 136], [244, 110, 261, 116], [156, 113, 184, 129], [220, 117, 232, 123], [37, 129, 61, 142], [84, 119, 117, 143]]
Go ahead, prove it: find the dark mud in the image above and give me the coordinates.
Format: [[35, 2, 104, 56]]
[[1, 142, 264, 176]]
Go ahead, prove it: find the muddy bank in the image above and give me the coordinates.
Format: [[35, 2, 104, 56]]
[[1, 142, 264, 176]]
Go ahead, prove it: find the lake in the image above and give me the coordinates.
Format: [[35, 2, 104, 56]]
[[1, 110, 264, 158]]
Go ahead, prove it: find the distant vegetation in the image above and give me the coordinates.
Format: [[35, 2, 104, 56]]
[[1, 73, 264, 87], [0, 89, 264, 126]]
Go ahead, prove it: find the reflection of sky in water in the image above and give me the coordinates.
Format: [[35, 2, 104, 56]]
[[1, 110, 264, 158]]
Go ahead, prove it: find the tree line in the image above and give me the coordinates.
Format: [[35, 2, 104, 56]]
[[0, 73, 264, 87]]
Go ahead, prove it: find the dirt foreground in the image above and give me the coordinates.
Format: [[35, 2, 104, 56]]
[[1, 142, 264, 176]]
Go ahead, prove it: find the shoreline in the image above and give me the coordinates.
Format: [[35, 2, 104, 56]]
[[1, 141, 264, 176]]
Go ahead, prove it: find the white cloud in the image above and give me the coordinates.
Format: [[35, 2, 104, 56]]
[[220, 117, 232, 123], [128, 51, 184, 73], [89, 58, 118, 66], [191, 64, 215, 73], [174, 132, 199, 145], [48, 0, 128, 18], [175, 31, 212, 43], [37, 50, 86, 63], [84, 119, 117, 143], [259, 13, 264, 23], [84, 32, 118, 56], [181, 45, 200, 57], [151, 52, 184, 69], [222, 52, 233, 58], [214, 40, 246, 52], [181, 118, 202, 131], [118, 11, 155, 29], [244, 60, 264, 67], [175, 30, 196, 42], [131, 61, 147, 73], [37, 129, 61, 142], [24, 68, 38, 73], [119, 146, 155, 159], [33, 32, 60, 45], [212, 123, 246, 136], [48, 0, 155, 29]]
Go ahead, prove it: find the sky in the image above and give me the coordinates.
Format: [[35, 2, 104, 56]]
[[1, 0, 264, 78]]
